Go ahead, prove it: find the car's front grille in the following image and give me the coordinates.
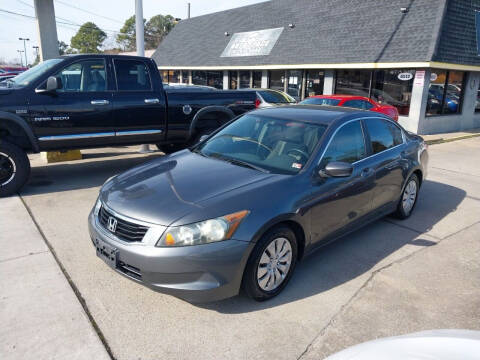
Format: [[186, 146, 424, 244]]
[[99, 206, 149, 243]]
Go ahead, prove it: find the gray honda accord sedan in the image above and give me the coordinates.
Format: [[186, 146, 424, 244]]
[[88, 106, 428, 302]]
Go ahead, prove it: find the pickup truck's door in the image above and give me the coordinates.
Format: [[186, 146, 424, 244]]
[[29, 58, 115, 150], [111, 58, 166, 144]]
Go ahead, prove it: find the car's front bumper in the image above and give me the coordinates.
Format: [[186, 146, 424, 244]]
[[88, 211, 253, 302]]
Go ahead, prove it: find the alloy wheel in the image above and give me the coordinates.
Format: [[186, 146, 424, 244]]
[[402, 179, 417, 214], [0, 152, 16, 187], [257, 237, 292, 291]]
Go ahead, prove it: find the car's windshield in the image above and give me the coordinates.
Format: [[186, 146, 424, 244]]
[[8, 58, 63, 87], [259, 90, 297, 104], [195, 113, 327, 174], [299, 97, 341, 106]]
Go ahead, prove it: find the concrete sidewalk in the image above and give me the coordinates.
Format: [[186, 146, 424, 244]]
[[422, 127, 480, 145], [0, 196, 110, 360]]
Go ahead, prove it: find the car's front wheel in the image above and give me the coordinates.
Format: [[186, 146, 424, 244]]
[[242, 226, 298, 301], [0, 141, 30, 197]]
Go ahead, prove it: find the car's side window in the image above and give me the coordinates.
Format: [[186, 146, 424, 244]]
[[55, 59, 107, 92], [321, 120, 366, 166], [343, 99, 373, 110], [114, 59, 152, 91], [364, 118, 402, 154]]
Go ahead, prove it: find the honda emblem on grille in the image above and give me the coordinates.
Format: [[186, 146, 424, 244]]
[[107, 216, 118, 233]]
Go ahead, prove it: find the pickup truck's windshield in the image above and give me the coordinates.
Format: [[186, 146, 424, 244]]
[[8, 58, 63, 87], [195, 114, 327, 175]]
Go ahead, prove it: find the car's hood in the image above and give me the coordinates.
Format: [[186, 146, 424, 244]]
[[101, 150, 274, 225]]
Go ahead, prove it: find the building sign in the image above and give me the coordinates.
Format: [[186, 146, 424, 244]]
[[414, 70, 425, 86], [397, 72, 414, 81], [221, 27, 284, 57]]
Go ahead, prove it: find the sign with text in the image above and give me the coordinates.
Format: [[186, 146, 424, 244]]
[[221, 27, 284, 57], [414, 70, 425, 86]]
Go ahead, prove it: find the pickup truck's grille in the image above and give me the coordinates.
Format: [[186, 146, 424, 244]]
[[99, 206, 149, 243]]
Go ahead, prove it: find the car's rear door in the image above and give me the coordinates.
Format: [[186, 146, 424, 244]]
[[309, 119, 376, 245], [31, 58, 115, 150], [362, 117, 406, 211], [111, 57, 166, 144]]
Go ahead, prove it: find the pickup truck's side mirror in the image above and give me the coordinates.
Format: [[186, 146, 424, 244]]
[[318, 161, 353, 178], [36, 76, 62, 93]]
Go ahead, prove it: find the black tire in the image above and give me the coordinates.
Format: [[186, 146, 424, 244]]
[[0, 141, 30, 197], [242, 226, 298, 301], [393, 173, 419, 219], [155, 143, 185, 154]]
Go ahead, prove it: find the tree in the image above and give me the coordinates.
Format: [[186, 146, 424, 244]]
[[70, 22, 107, 53], [58, 41, 69, 55], [116, 15, 143, 51], [145, 15, 176, 49]]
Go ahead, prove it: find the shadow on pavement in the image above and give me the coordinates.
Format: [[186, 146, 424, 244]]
[[198, 179, 465, 313], [21, 152, 163, 195]]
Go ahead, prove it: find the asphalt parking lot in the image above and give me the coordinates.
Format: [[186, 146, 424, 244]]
[[13, 138, 480, 359]]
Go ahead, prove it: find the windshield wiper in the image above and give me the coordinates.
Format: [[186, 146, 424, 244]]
[[208, 153, 269, 173]]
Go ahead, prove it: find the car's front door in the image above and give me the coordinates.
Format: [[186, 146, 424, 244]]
[[30, 58, 115, 150], [111, 58, 166, 144], [362, 117, 406, 211], [309, 120, 376, 245]]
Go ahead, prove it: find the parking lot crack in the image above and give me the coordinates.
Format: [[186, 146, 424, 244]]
[[0, 250, 49, 264], [18, 194, 116, 360], [431, 166, 480, 178]]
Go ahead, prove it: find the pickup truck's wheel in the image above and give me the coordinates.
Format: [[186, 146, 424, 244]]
[[156, 143, 185, 154], [0, 141, 30, 197], [242, 226, 298, 301]]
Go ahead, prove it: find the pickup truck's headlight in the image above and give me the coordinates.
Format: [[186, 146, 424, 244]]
[[156, 210, 249, 247]]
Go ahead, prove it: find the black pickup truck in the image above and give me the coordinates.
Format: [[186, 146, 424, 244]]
[[0, 54, 257, 196]]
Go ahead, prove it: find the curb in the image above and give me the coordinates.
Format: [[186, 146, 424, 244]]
[[425, 133, 480, 145]]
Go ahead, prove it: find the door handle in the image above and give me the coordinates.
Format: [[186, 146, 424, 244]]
[[144, 98, 160, 104], [91, 100, 109, 105]]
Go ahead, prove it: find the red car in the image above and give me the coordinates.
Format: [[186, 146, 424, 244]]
[[0, 66, 27, 78], [299, 95, 399, 121]]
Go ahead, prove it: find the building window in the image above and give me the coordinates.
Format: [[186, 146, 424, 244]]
[[239, 71, 250, 88], [206, 71, 223, 89], [305, 70, 324, 97], [253, 71, 262, 88], [181, 70, 188, 84], [371, 69, 414, 116], [427, 70, 465, 116], [160, 70, 180, 84], [336, 69, 415, 116], [286, 70, 303, 101], [229, 71, 238, 89], [192, 71, 207, 86], [269, 70, 285, 92]]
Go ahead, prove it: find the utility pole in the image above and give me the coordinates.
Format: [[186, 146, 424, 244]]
[[19, 37, 30, 67], [135, 0, 153, 153], [17, 50, 24, 67], [188, 3, 191, 19], [33, 45, 40, 60]]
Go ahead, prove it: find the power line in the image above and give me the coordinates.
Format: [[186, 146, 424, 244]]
[[54, 0, 124, 24]]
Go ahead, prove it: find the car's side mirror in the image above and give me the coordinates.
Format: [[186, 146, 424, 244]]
[[319, 161, 353, 178], [36, 76, 62, 93]]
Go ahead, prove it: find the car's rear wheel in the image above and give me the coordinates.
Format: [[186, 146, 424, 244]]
[[0, 141, 30, 197], [393, 173, 419, 219], [242, 226, 297, 301]]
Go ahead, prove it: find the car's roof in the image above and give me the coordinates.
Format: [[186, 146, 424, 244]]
[[308, 94, 371, 101], [250, 105, 380, 125]]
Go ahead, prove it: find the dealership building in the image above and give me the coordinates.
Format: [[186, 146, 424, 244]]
[[153, 0, 480, 134]]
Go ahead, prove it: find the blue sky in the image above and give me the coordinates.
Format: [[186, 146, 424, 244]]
[[0, 0, 267, 64]]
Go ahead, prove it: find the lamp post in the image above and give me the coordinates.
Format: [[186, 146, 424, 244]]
[[17, 50, 25, 67], [33, 45, 39, 59], [19, 37, 30, 67]]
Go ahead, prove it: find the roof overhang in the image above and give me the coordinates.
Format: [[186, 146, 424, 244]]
[[157, 61, 480, 71]]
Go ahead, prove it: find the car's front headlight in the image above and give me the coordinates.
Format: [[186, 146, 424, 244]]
[[156, 210, 249, 247]]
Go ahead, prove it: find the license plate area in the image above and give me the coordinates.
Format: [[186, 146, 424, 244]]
[[95, 238, 117, 269]]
